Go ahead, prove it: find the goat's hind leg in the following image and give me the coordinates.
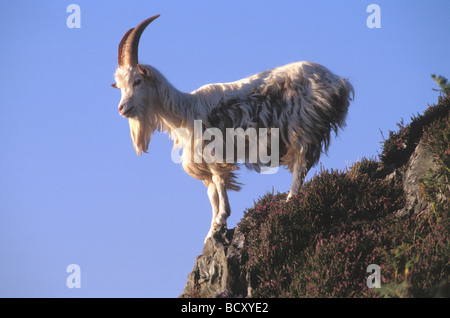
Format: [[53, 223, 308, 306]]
[[286, 161, 309, 201]]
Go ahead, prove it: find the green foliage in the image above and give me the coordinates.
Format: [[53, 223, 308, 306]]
[[420, 115, 450, 218], [431, 74, 450, 95]]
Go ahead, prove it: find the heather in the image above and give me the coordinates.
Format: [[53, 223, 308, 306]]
[[236, 93, 450, 298], [380, 90, 449, 168]]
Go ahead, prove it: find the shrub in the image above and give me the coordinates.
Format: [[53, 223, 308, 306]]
[[420, 114, 450, 217], [380, 94, 449, 168], [431, 74, 450, 96], [236, 94, 449, 297], [238, 162, 404, 297]]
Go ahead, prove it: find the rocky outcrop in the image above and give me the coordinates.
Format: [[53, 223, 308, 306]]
[[180, 228, 249, 298], [398, 140, 437, 217]]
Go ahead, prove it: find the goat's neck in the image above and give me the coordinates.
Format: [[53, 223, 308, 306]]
[[152, 77, 203, 133]]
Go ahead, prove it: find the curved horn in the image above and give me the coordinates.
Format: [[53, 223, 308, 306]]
[[118, 28, 134, 66], [118, 14, 160, 67]]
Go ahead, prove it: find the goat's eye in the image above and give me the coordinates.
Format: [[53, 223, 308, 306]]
[[133, 79, 142, 87]]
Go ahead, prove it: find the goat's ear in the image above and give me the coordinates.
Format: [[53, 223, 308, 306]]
[[137, 64, 152, 79], [111, 83, 119, 89]]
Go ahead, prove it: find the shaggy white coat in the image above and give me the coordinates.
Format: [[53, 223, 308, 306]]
[[114, 61, 354, 241]]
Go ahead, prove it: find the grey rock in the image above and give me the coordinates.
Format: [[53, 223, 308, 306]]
[[179, 227, 248, 298], [398, 141, 437, 217]]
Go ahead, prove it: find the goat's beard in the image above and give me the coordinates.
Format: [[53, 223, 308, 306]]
[[128, 113, 156, 156]]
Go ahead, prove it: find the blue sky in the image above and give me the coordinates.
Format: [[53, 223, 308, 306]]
[[0, 1, 449, 297]]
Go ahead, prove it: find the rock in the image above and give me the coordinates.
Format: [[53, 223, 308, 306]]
[[179, 227, 249, 298], [398, 141, 438, 217]]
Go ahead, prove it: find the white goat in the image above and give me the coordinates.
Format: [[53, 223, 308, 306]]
[[111, 15, 354, 242]]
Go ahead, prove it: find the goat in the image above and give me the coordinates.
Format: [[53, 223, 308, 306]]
[[111, 15, 354, 242]]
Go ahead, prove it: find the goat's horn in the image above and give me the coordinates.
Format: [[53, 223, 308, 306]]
[[118, 28, 133, 66], [118, 14, 160, 67]]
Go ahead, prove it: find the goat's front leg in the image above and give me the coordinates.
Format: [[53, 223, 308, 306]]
[[212, 175, 230, 231], [205, 181, 219, 243]]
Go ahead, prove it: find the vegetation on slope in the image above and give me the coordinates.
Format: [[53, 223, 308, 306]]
[[236, 88, 449, 298]]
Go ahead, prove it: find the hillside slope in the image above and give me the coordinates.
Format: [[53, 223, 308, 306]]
[[180, 93, 449, 298]]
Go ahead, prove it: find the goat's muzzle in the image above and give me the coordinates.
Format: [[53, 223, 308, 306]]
[[119, 103, 134, 118]]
